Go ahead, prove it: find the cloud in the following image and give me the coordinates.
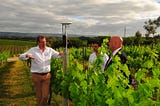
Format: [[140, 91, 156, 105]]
[[0, 0, 160, 36]]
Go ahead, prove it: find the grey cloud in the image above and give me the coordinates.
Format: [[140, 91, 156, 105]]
[[0, 0, 160, 36]]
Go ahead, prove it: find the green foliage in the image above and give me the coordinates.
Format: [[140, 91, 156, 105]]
[[1, 37, 159, 105], [50, 58, 63, 95], [0, 52, 10, 65], [50, 39, 160, 106]]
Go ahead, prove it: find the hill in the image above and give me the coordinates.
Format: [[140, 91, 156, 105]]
[[0, 32, 97, 38], [0, 32, 61, 37]]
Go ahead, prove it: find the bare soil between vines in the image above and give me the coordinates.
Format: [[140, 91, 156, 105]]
[[0, 57, 62, 106]]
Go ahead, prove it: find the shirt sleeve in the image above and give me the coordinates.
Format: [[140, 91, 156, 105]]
[[19, 48, 33, 60], [51, 48, 61, 58]]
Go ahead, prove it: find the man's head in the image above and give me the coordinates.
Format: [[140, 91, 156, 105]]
[[92, 41, 100, 52], [109, 36, 123, 51], [37, 35, 46, 49]]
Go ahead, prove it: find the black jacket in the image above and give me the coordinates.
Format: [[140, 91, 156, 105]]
[[105, 49, 137, 89], [104, 49, 127, 70]]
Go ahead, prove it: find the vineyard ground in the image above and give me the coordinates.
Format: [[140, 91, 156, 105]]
[[0, 57, 64, 106]]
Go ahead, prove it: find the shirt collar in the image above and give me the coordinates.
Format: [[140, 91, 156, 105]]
[[112, 47, 121, 56], [36, 46, 47, 51]]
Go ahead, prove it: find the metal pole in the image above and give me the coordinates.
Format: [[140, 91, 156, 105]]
[[61, 22, 72, 106], [83, 46, 86, 71], [124, 25, 126, 37]]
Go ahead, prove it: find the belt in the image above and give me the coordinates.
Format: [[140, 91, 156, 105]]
[[32, 72, 50, 75]]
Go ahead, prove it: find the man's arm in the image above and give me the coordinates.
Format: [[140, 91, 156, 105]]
[[19, 48, 34, 60]]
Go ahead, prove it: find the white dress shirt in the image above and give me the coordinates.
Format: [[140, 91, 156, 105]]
[[88, 52, 97, 65], [102, 53, 109, 73], [19, 46, 60, 73], [89, 52, 109, 72], [112, 47, 121, 57], [104, 47, 122, 70]]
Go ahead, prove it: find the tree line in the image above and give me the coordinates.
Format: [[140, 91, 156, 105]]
[[0, 33, 160, 49], [0, 16, 160, 48]]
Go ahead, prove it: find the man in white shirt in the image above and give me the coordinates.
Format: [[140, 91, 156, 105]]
[[88, 41, 109, 73], [88, 42, 99, 65], [19, 35, 63, 106]]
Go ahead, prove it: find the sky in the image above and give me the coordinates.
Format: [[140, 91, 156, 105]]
[[0, 0, 160, 37]]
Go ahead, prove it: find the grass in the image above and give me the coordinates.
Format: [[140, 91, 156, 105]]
[[0, 59, 36, 106], [0, 39, 35, 46], [0, 58, 69, 106]]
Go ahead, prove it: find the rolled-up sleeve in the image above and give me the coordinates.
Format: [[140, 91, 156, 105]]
[[19, 53, 28, 60], [52, 49, 61, 58], [19, 48, 33, 60]]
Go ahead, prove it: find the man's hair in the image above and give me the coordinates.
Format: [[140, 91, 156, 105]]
[[36, 35, 46, 43]]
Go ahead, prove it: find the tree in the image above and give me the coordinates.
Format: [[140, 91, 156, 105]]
[[46, 36, 57, 47], [143, 16, 160, 38], [134, 30, 142, 45], [143, 19, 156, 38], [154, 16, 160, 28]]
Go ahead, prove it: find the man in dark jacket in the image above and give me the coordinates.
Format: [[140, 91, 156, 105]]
[[104, 36, 127, 68], [104, 36, 137, 90]]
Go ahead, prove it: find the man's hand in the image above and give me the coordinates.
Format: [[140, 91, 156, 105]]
[[26, 54, 34, 59], [59, 51, 63, 56]]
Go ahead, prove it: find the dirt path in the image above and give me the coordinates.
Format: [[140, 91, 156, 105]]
[[0, 57, 63, 106], [0, 57, 65, 106], [0, 57, 36, 106]]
